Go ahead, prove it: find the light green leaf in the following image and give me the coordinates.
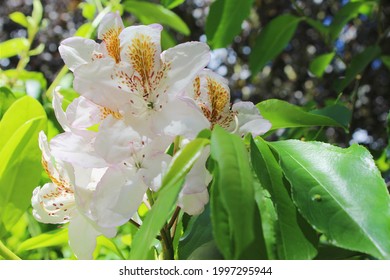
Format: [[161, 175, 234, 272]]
[[270, 140, 390, 259], [124, 0, 190, 35], [161, 0, 185, 9], [210, 126, 267, 259], [205, 0, 254, 49], [74, 22, 94, 37], [32, 0, 43, 26], [333, 45, 381, 93], [2, 69, 47, 91], [161, 29, 177, 50], [257, 99, 349, 130], [0, 96, 47, 236], [250, 14, 302, 75], [81, 3, 96, 21], [28, 43, 45, 56], [0, 38, 29, 59], [96, 235, 126, 260], [0, 87, 17, 119], [250, 137, 318, 259], [9, 12, 29, 28], [17, 228, 68, 252], [130, 138, 210, 259], [309, 52, 335, 78]]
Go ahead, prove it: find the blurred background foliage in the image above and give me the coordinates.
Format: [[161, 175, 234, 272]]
[[0, 0, 389, 259]]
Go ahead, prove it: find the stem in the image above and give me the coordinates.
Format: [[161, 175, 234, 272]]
[[160, 226, 174, 260], [167, 207, 181, 231], [0, 240, 21, 260], [45, 65, 68, 101]]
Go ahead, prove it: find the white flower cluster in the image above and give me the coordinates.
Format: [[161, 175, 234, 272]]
[[31, 13, 271, 259]]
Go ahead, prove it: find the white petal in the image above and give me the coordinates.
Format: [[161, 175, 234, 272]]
[[152, 97, 209, 139], [91, 167, 147, 228], [232, 101, 272, 137], [52, 89, 70, 132], [66, 96, 102, 131], [59, 37, 100, 72], [162, 42, 210, 96], [68, 213, 102, 260], [98, 12, 124, 40], [178, 189, 209, 216]]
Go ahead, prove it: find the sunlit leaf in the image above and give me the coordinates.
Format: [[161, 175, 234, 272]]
[[161, 0, 185, 9], [309, 52, 335, 78], [9, 11, 29, 28], [250, 14, 302, 75], [32, 0, 43, 26], [124, 0, 190, 35], [0, 38, 29, 59], [271, 140, 390, 259], [17, 228, 68, 252], [0, 87, 17, 119], [210, 126, 267, 259], [206, 0, 254, 49]]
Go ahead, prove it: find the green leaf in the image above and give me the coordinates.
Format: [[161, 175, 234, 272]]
[[210, 126, 267, 259], [249, 14, 302, 75], [257, 99, 348, 130], [329, 1, 377, 42], [80, 3, 96, 21], [333, 45, 381, 93], [270, 140, 390, 259], [309, 52, 335, 78], [0, 38, 29, 59], [205, 0, 254, 49], [96, 235, 126, 260], [9, 12, 29, 28], [161, 0, 185, 9], [0, 97, 47, 236], [74, 22, 94, 37], [2, 69, 47, 91], [310, 104, 352, 129], [161, 29, 177, 50], [304, 17, 329, 38], [32, 0, 43, 26], [129, 138, 210, 259], [0, 87, 17, 119], [178, 205, 222, 260], [28, 43, 45, 57], [17, 228, 68, 252], [250, 137, 318, 259], [381, 56, 390, 70], [124, 0, 190, 35]]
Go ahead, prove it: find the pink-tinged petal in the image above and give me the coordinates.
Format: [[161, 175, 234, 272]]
[[50, 132, 107, 168], [94, 116, 140, 164], [66, 96, 102, 131], [52, 89, 70, 132], [152, 97, 209, 139], [161, 42, 210, 96], [31, 183, 75, 224], [98, 12, 124, 63], [91, 167, 147, 228], [73, 58, 131, 112], [232, 101, 272, 137], [68, 213, 101, 260], [119, 25, 162, 76], [59, 37, 100, 72], [178, 189, 209, 216]]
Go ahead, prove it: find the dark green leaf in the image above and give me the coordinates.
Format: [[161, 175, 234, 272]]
[[381, 55, 390, 70], [250, 137, 318, 259], [310, 104, 352, 129], [333, 45, 381, 93], [124, 0, 190, 35], [210, 126, 267, 259], [309, 52, 335, 78], [129, 138, 210, 259], [257, 99, 348, 130], [304, 17, 329, 38], [249, 14, 301, 75], [0, 38, 29, 59], [206, 0, 254, 49], [0, 96, 47, 236], [0, 87, 17, 119], [270, 140, 390, 259]]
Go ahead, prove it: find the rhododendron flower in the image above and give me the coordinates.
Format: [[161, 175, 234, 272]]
[[32, 133, 145, 259], [185, 69, 272, 137]]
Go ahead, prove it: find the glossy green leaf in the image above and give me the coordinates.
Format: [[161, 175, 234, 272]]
[[0, 97, 47, 236], [270, 140, 390, 259], [333, 45, 381, 93], [250, 137, 318, 259], [124, 0, 190, 35], [329, 1, 377, 42], [130, 138, 210, 259], [309, 52, 335, 78], [310, 104, 352, 129], [161, 0, 185, 9], [0, 87, 17, 119], [9, 11, 29, 28], [210, 126, 267, 259], [206, 0, 254, 49], [257, 99, 348, 130], [250, 14, 302, 75], [17, 228, 68, 252], [178, 205, 222, 260], [0, 38, 29, 59]]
